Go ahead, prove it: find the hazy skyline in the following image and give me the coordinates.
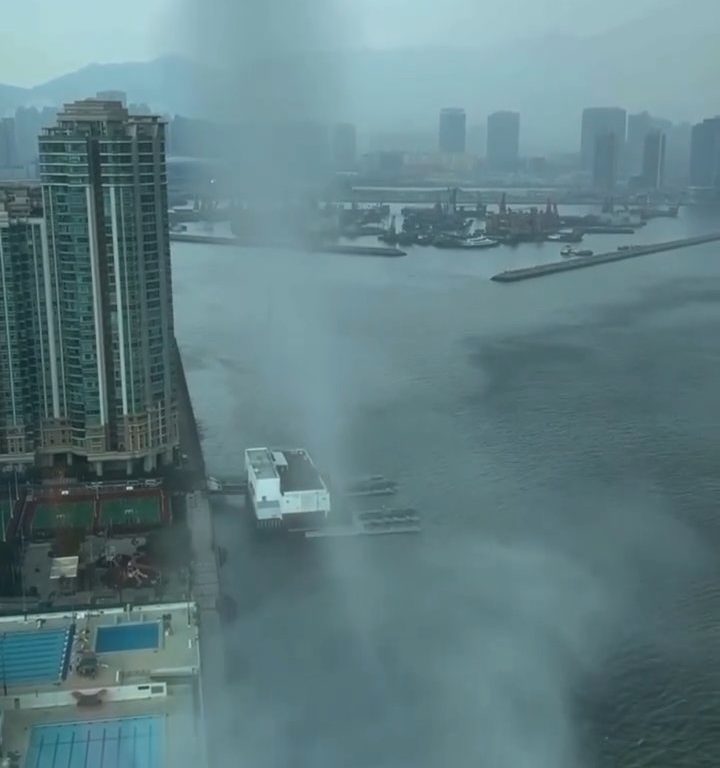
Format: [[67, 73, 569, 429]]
[[3, 0, 677, 86]]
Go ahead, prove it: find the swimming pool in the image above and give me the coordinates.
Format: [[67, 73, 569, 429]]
[[0, 626, 73, 687], [24, 715, 164, 768], [94, 622, 160, 653]]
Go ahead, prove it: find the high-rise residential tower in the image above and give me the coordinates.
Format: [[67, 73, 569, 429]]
[[0, 185, 48, 464], [25, 98, 178, 474]]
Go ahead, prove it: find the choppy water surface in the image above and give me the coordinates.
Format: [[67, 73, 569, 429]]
[[173, 206, 720, 768]]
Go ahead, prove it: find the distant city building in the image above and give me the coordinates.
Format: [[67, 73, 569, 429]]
[[665, 122, 692, 184], [0, 117, 18, 168], [581, 107, 626, 171], [641, 130, 666, 189], [96, 90, 127, 106], [689, 117, 720, 188], [593, 132, 618, 190], [626, 112, 654, 176], [332, 123, 357, 171], [486, 111, 520, 171], [626, 112, 672, 177], [24, 99, 180, 474], [14, 106, 42, 167], [438, 108, 466, 154]]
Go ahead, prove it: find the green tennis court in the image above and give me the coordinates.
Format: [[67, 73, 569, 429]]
[[31, 500, 94, 533], [99, 495, 162, 528]]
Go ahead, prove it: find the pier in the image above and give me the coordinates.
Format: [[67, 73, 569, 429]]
[[491, 233, 720, 283]]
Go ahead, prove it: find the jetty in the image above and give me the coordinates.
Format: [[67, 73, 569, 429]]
[[491, 233, 720, 283]]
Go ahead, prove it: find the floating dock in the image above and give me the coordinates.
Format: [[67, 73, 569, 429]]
[[491, 233, 720, 283], [313, 244, 406, 257], [303, 507, 421, 539]]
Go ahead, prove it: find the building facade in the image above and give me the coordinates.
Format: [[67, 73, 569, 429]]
[[438, 108, 466, 154], [593, 133, 618, 191], [0, 98, 182, 476], [641, 130, 666, 189], [486, 111, 520, 171], [689, 117, 720, 189], [581, 107, 626, 171], [0, 186, 48, 464]]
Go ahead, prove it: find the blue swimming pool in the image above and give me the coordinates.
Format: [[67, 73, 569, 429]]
[[95, 622, 160, 653], [24, 716, 164, 768], [0, 626, 73, 687]]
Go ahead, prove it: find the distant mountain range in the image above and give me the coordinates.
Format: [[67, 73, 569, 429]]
[[1, 0, 718, 152]]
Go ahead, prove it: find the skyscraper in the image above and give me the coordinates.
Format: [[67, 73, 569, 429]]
[[581, 108, 626, 170], [438, 108, 466, 154], [593, 133, 618, 190], [332, 123, 357, 171], [486, 111, 520, 171], [641, 130, 666, 189], [689, 117, 720, 188], [0, 185, 47, 464], [28, 99, 177, 474]]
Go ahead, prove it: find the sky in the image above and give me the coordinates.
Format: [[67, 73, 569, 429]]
[[2, 0, 670, 87]]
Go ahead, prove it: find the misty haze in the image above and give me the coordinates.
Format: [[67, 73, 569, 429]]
[[1, 1, 720, 767]]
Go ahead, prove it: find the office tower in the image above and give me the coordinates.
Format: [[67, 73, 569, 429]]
[[0, 185, 47, 462], [486, 111, 520, 171], [332, 123, 357, 171], [96, 90, 127, 106], [641, 130, 666, 188], [689, 117, 720, 188], [581, 107, 626, 170], [0, 118, 18, 168], [438, 108, 466, 154], [593, 133, 618, 190], [34, 99, 177, 474]]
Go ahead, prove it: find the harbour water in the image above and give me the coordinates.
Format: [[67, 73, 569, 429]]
[[173, 204, 720, 767]]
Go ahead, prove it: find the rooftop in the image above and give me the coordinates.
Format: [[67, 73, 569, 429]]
[[0, 603, 203, 768], [278, 449, 325, 493]]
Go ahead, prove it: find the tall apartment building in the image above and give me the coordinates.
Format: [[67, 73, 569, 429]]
[[0, 100, 178, 475], [0, 185, 47, 464]]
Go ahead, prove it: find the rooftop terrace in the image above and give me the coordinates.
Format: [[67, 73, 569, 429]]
[[0, 603, 203, 768]]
